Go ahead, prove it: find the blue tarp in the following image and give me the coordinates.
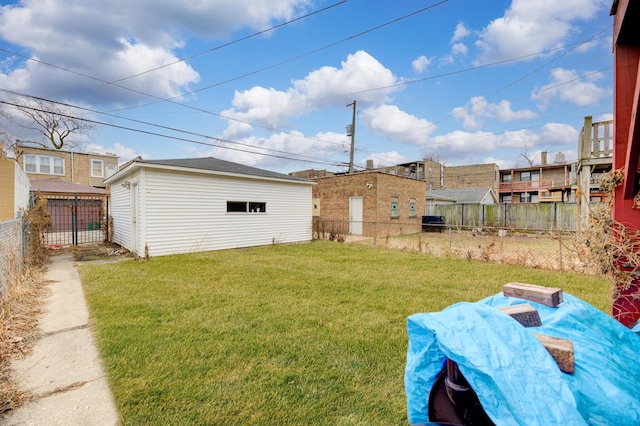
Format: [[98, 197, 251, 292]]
[[405, 293, 640, 425]]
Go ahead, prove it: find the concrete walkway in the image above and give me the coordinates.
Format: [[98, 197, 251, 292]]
[[3, 253, 120, 425]]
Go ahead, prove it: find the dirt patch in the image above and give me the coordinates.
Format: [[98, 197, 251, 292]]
[[69, 242, 132, 262]]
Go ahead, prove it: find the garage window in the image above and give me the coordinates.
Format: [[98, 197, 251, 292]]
[[227, 201, 267, 213]]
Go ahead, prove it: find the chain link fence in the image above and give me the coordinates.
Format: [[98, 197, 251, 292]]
[[313, 219, 598, 275]]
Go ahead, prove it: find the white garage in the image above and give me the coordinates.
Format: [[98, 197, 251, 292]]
[[105, 157, 314, 257]]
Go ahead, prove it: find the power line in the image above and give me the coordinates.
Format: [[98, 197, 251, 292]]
[[106, 0, 350, 84], [0, 97, 349, 169]]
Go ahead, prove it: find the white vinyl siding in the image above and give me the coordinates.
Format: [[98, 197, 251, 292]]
[[109, 170, 143, 251], [109, 168, 312, 257]]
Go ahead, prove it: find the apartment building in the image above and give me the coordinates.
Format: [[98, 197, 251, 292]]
[[15, 144, 118, 188]]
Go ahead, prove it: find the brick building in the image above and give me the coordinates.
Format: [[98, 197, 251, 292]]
[[312, 171, 427, 238], [443, 163, 500, 192], [499, 152, 574, 203], [15, 144, 118, 188]]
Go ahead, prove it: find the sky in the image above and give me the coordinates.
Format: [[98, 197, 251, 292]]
[[0, 0, 614, 174]]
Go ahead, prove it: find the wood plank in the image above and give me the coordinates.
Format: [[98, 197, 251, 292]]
[[497, 304, 542, 327], [534, 333, 575, 374], [503, 282, 564, 307]]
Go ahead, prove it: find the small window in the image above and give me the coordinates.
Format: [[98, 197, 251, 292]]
[[25, 155, 36, 173], [227, 201, 248, 212], [91, 159, 104, 177], [53, 157, 64, 175], [409, 199, 416, 217], [249, 202, 266, 213], [501, 174, 512, 183], [391, 200, 399, 217], [520, 171, 531, 182], [502, 195, 512, 203], [227, 201, 266, 213], [39, 156, 50, 174]]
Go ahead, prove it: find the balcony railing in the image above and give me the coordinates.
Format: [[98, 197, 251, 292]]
[[499, 179, 554, 192]]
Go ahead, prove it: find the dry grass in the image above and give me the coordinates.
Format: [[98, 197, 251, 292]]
[[0, 255, 48, 415], [357, 230, 601, 275]]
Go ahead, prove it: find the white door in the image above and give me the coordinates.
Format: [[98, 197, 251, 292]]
[[131, 182, 139, 254], [349, 196, 363, 235]]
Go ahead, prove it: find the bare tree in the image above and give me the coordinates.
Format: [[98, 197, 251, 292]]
[[7, 98, 96, 151], [518, 147, 536, 167], [423, 151, 447, 166]]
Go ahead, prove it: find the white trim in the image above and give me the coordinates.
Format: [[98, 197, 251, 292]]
[[105, 161, 315, 186], [91, 159, 104, 177], [24, 154, 65, 175]]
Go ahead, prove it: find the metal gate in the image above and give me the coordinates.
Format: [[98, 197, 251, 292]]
[[37, 194, 109, 246]]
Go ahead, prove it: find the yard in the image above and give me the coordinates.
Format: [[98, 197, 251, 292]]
[[79, 240, 610, 425]]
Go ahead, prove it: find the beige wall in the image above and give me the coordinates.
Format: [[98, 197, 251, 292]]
[[312, 172, 426, 237], [0, 157, 14, 220], [443, 164, 500, 191], [0, 157, 29, 220], [16, 146, 118, 187]]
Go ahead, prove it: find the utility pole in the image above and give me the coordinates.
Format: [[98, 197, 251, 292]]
[[346, 100, 356, 173]]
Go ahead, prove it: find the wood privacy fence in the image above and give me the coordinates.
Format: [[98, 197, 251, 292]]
[[431, 202, 585, 231]]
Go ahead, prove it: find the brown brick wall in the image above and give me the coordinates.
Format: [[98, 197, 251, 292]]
[[313, 172, 426, 237]]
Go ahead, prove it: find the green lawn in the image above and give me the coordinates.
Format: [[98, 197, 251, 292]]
[[80, 240, 610, 425]]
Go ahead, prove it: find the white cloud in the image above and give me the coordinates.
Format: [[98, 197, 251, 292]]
[[360, 104, 435, 146], [429, 122, 575, 160], [431, 130, 499, 154], [0, 0, 309, 104], [201, 130, 348, 172], [366, 151, 412, 168], [452, 96, 537, 130], [451, 43, 468, 56], [221, 51, 402, 136], [474, 0, 608, 65], [451, 22, 471, 43], [412, 55, 433, 74], [531, 68, 610, 107], [539, 123, 579, 145], [85, 142, 148, 163], [293, 50, 400, 107]]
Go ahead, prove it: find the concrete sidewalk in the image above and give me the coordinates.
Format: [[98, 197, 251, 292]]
[[3, 253, 120, 425]]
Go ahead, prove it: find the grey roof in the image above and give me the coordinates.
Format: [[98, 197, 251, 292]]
[[133, 157, 312, 183], [426, 187, 496, 203]]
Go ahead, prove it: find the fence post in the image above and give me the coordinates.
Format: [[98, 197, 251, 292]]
[[72, 195, 78, 246], [558, 230, 563, 270], [373, 220, 377, 245]]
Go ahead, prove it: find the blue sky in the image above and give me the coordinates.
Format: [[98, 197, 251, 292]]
[[0, 0, 613, 173]]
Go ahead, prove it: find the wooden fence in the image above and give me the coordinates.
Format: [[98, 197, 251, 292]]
[[431, 203, 587, 231]]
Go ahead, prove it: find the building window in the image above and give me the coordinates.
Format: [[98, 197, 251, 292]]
[[502, 195, 512, 203], [520, 171, 531, 181], [391, 200, 399, 218], [409, 199, 417, 217], [520, 193, 538, 203], [227, 201, 266, 213], [91, 159, 104, 177], [501, 174, 511, 182], [24, 154, 65, 175], [106, 164, 118, 177]]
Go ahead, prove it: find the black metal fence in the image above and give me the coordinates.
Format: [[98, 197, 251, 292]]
[[32, 194, 110, 246]]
